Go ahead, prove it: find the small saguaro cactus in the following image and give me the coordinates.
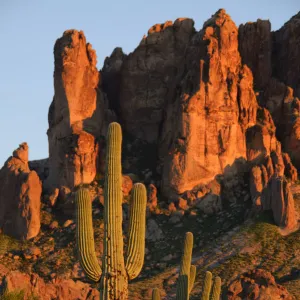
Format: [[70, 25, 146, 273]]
[[152, 288, 161, 300], [75, 122, 147, 300], [176, 232, 196, 300], [200, 271, 222, 300], [210, 276, 221, 300], [201, 271, 212, 300]]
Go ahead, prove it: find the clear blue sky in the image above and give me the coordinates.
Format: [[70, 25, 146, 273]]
[[0, 0, 299, 167]]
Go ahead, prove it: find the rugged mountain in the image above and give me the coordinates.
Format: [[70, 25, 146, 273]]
[[0, 8, 300, 300], [102, 9, 299, 229]]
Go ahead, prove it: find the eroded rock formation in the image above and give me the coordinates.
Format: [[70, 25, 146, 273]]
[[101, 9, 298, 229], [239, 12, 300, 169], [160, 10, 258, 196], [0, 143, 42, 240], [45, 30, 105, 193]]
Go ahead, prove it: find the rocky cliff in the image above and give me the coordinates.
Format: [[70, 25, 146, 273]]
[[45, 30, 105, 194], [1, 9, 299, 241], [101, 9, 299, 229]]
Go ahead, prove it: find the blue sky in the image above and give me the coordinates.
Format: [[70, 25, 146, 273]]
[[0, 0, 299, 167]]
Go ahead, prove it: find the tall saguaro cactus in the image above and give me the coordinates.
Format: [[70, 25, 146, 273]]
[[176, 232, 196, 300], [75, 122, 147, 300]]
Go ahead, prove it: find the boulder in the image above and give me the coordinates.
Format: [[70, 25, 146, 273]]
[[0, 143, 41, 240], [227, 269, 293, 300], [1, 270, 99, 300]]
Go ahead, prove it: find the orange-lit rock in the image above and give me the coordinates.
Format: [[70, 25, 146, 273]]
[[161, 9, 257, 195], [0, 143, 41, 240], [45, 30, 105, 192]]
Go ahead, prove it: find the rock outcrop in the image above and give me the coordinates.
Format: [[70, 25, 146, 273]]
[[0, 143, 42, 240], [239, 12, 300, 168], [103, 10, 298, 207], [1, 270, 99, 300], [227, 269, 293, 299], [101, 9, 298, 229], [45, 30, 105, 193], [103, 18, 196, 143], [247, 108, 297, 229], [160, 10, 258, 196]]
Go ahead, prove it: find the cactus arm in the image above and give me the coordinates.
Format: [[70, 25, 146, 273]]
[[176, 232, 193, 300], [201, 271, 212, 300], [211, 276, 221, 300], [152, 288, 161, 300], [188, 265, 196, 294], [101, 122, 128, 299], [75, 188, 102, 282], [125, 183, 147, 280]]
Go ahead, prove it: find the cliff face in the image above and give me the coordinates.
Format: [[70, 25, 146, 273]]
[[99, 9, 300, 229], [159, 9, 257, 196], [239, 12, 300, 168], [45, 30, 105, 193], [11, 8, 295, 230]]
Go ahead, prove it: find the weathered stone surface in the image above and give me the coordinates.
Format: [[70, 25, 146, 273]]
[[160, 9, 257, 196], [238, 19, 272, 90], [273, 12, 300, 97], [103, 18, 195, 143], [246, 107, 279, 164], [0, 143, 41, 240], [102, 47, 127, 116], [227, 269, 293, 299], [195, 193, 222, 215], [270, 176, 297, 230], [45, 30, 105, 193], [147, 183, 158, 211], [249, 150, 297, 229], [2, 270, 100, 300], [146, 219, 164, 242], [239, 13, 300, 170], [28, 158, 49, 182]]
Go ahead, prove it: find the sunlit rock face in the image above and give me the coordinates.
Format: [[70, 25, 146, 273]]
[[0, 143, 42, 240], [45, 30, 105, 192]]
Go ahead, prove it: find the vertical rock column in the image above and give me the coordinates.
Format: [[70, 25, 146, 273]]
[[45, 30, 104, 192]]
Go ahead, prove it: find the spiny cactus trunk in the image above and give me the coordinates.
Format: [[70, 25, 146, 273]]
[[75, 188, 101, 282], [152, 288, 161, 300], [211, 276, 221, 300], [101, 122, 128, 299], [201, 271, 212, 300], [176, 232, 194, 300], [125, 183, 147, 279]]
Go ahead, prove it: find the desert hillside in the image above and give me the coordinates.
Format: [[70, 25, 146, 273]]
[[0, 8, 300, 300]]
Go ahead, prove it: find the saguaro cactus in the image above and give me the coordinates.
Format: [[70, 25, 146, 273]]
[[176, 232, 196, 300], [210, 276, 221, 300], [201, 271, 212, 300], [152, 288, 161, 300], [75, 122, 147, 300]]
